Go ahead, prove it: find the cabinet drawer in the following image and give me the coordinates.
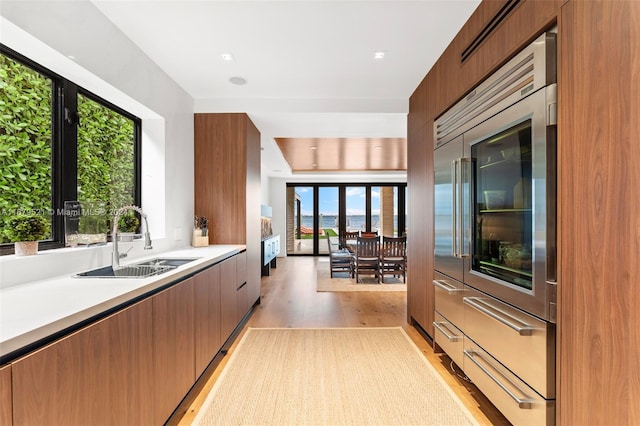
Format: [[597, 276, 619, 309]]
[[236, 251, 247, 287], [433, 312, 464, 368], [464, 340, 554, 426], [433, 272, 464, 328], [463, 287, 555, 398]]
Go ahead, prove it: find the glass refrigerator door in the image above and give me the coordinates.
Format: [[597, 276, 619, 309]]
[[471, 120, 533, 290]]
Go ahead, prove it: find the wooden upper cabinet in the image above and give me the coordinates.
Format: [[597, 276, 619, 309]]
[[408, 77, 429, 131], [11, 298, 155, 426], [412, 0, 561, 118], [1, 364, 11, 426], [194, 113, 260, 246]]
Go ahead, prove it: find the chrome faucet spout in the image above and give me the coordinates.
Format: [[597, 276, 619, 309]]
[[112, 205, 152, 269]]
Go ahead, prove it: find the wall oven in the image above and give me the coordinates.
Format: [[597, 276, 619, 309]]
[[433, 31, 557, 425]]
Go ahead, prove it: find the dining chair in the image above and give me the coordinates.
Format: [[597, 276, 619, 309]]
[[380, 236, 407, 283], [327, 236, 353, 278], [353, 235, 381, 283], [360, 231, 378, 238], [340, 230, 360, 251]]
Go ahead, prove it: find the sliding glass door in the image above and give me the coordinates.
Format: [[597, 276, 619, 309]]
[[345, 186, 366, 233], [287, 183, 407, 255], [318, 187, 339, 254], [293, 186, 314, 254]]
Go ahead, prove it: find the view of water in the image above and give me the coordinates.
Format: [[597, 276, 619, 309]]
[[301, 215, 398, 230]]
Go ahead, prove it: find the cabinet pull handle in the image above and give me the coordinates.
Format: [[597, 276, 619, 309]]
[[433, 321, 461, 342], [433, 280, 463, 294], [464, 349, 535, 409], [463, 297, 535, 336]]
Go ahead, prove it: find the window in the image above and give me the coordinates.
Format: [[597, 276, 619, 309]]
[[286, 183, 407, 255], [0, 45, 141, 254], [77, 93, 137, 210]]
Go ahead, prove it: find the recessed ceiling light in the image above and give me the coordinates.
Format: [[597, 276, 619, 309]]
[[221, 53, 235, 61], [229, 76, 247, 85], [312, 163, 317, 167], [375, 145, 382, 149], [374, 51, 386, 60], [310, 146, 317, 150]]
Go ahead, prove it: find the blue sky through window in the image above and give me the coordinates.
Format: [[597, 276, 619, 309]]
[[296, 186, 381, 216]]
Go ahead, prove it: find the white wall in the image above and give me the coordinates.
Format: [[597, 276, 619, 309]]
[[261, 172, 271, 205], [268, 178, 288, 257], [0, 2, 194, 287]]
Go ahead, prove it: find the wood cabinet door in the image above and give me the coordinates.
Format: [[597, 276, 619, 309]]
[[194, 264, 222, 376], [153, 278, 196, 423], [1, 364, 11, 426], [407, 118, 430, 331], [236, 250, 258, 313], [236, 250, 247, 287], [12, 298, 155, 426], [236, 284, 248, 323], [219, 256, 238, 341]]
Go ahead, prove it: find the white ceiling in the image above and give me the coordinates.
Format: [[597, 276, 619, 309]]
[[91, 0, 481, 179]]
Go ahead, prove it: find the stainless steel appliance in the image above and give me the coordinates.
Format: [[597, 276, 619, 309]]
[[433, 31, 557, 425]]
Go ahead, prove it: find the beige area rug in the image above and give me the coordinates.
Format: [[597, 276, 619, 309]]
[[316, 259, 407, 292], [192, 327, 479, 426]]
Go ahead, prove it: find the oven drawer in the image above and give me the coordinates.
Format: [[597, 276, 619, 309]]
[[433, 272, 464, 328], [464, 340, 555, 426], [463, 287, 555, 398], [433, 312, 464, 368]]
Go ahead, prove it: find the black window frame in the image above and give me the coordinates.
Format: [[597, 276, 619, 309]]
[[0, 44, 141, 255], [286, 182, 407, 256]]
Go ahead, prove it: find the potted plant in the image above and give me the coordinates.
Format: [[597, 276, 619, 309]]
[[2, 215, 50, 256], [116, 211, 139, 242]]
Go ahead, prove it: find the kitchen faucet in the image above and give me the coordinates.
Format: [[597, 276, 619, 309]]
[[112, 205, 152, 269]]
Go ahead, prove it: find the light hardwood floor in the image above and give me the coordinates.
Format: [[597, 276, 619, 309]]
[[178, 256, 509, 425]]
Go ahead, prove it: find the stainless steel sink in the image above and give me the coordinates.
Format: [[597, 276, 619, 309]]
[[133, 257, 200, 268], [73, 258, 200, 278], [74, 264, 175, 278]]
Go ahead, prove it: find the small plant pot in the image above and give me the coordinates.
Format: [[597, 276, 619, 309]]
[[15, 241, 38, 256]]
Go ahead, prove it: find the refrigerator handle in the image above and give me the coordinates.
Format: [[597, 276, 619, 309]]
[[460, 157, 472, 258], [451, 159, 458, 258]]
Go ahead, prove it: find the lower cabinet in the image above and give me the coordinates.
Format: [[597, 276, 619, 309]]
[[12, 297, 156, 425], [235, 250, 252, 320], [220, 255, 238, 341], [236, 283, 248, 323], [194, 264, 222, 376], [6, 251, 253, 426], [153, 277, 196, 423], [1, 364, 12, 426]]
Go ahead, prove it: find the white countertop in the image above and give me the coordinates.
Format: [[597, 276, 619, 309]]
[[0, 245, 244, 360]]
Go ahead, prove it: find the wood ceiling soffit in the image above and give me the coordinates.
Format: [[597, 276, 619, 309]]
[[274, 138, 407, 172]]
